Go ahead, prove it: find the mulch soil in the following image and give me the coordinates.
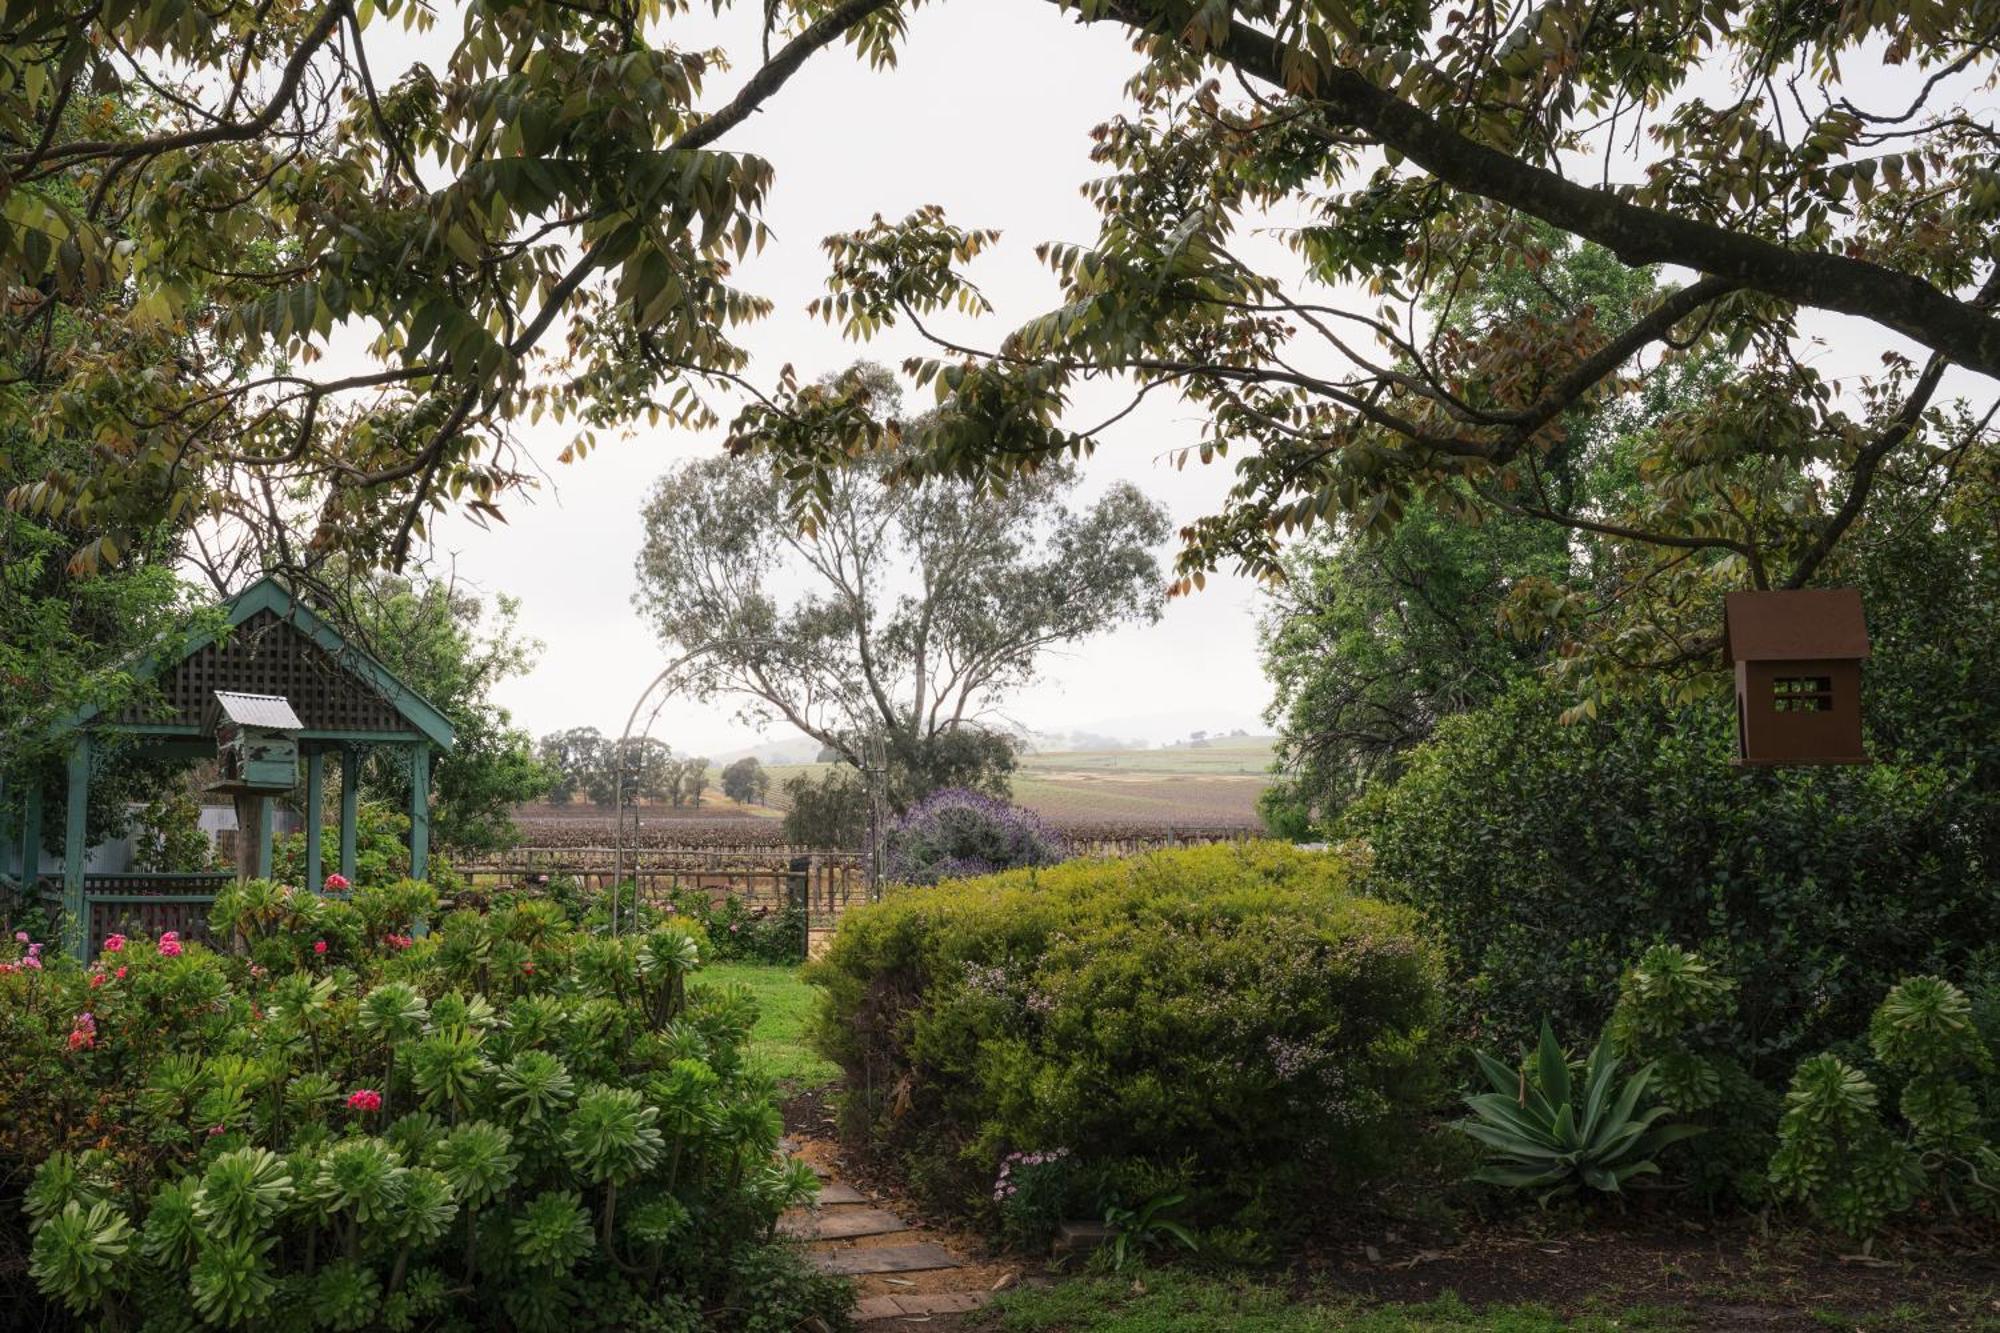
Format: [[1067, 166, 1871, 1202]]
[[783, 1088, 2000, 1331], [1300, 1211, 2000, 1329]]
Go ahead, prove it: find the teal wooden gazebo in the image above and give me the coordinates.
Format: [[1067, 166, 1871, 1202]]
[[0, 577, 455, 957]]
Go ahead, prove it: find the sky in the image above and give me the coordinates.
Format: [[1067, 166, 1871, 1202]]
[[416, 0, 1284, 755]]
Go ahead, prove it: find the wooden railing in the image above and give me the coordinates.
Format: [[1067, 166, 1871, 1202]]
[[10, 872, 234, 959], [455, 848, 870, 926]]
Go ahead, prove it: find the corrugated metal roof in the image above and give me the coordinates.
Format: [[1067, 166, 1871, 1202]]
[[211, 691, 306, 730], [1724, 589, 1871, 663]]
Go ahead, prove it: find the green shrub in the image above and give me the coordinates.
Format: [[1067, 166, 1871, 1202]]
[[1456, 1020, 1699, 1203], [1607, 945, 1778, 1204], [1356, 678, 1997, 1083], [5, 912, 849, 1330], [272, 800, 410, 890], [1770, 975, 2000, 1237], [809, 841, 1442, 1238], [668, 890, 803, 965]]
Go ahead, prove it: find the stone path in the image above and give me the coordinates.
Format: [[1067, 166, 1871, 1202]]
[[780, 1143, 998, 1324]]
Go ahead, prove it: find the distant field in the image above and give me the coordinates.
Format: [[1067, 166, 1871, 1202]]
[[506, 739, 1276, 845], [763, 736, 1275, 829]]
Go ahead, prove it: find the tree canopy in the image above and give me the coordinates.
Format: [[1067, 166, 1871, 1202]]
[[4, 0, 1996, 697], [633, 364, 1172, 799], [338, 573, 550, 851]]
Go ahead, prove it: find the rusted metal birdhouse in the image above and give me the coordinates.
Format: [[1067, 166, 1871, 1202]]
[[1723, 589, 1870, 767], [205, 690, 305, 792]]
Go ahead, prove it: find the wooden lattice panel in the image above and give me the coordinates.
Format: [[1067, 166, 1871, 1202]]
[[115, 609, 412, 735]]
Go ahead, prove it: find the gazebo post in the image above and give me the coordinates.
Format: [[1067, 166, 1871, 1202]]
[[338, 747, 359, 884], [304, 749, 325, 891], [18, 773, 41, 892], [63, 738, 89, 959], [408, 741, 431, 882]]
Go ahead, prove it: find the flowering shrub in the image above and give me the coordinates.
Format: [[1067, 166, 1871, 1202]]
[[667, 890, 804, 964], [883, 788, 1066, 886], [811, 841, 1441, 1237], [7, 907, 848, 1329]]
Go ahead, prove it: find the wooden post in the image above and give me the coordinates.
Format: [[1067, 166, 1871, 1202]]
[[63, 739, 89, 959], [232, 792, 267, 881], [304, 749, 325, 891], [255, 798, 274, 879], [408, 742, 431, 882], [338, 747, 359, 883], [18, 772, 41, 891]]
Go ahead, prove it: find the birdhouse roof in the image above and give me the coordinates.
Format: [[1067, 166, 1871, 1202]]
[[1724, 588, 1871, 664], [210, 691, 306, 731]]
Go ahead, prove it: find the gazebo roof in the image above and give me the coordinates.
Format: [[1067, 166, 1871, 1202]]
[[55, 576, 455, 749]]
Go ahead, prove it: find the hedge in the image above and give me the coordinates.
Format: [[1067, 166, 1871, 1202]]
[[809, 842, 1442, 1236]]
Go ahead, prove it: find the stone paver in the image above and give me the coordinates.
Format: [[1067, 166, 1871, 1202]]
[[856, 1291, 993, 1322], [809, 1242, 964, 1276], [817, 1181, 869, 1204], [779, 1206, 911, 1240]]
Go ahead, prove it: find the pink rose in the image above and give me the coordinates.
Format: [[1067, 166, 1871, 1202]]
[[323, 873, 351, 891], [102, 934, 125, 953], [157, 931, 182, 958], [313, 940, 328, 956]]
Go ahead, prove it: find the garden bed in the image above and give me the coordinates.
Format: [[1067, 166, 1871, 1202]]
[[930, 1213, 2000, 1330]]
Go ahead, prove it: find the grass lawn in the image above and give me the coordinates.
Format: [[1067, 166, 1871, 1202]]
[[976, 1272, 1685, 1332], [700, 961, 838, 1088]]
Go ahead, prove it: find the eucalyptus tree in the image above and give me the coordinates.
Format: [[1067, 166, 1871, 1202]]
[[633, 365, 1171, 802]]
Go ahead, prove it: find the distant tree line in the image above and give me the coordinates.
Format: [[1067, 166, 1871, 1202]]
[[534, 727, 730, 809]]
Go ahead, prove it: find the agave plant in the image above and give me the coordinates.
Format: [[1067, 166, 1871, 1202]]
[[1456, 1020, 1701, 1202]]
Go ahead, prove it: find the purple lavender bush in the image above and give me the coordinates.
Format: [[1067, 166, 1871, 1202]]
[[884, 788, 1067, 886]]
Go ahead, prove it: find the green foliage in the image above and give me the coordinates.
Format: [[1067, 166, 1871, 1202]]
[[810, 842, 1442, 1235], [9, 912, 847, 1330], [272, 800, 412, 891], [779, 768, 870, 850], [338, 576, 552, 852], [132, 787, 221, 874], [1260, 499, 1570, 831], [1768, 1055, 1921, 1239], [1606, 946, 1776, 1204], [669, 891, 804, 965], [1457, 1022, 1700, 1203], [1357, 677, 1997, 1083], [1770, 975, 2000, 1237], [1101, 1193, 1198, 1272], [720, 757, 771, 806], [538, 727, 613, 807]]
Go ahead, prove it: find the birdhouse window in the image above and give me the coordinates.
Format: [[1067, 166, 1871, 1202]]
[[1771, 676, 1834, 713], [1722, 589, 1870, 766]]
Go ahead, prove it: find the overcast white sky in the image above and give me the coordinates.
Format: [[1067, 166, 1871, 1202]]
[[416, 1, 1282, 755]]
